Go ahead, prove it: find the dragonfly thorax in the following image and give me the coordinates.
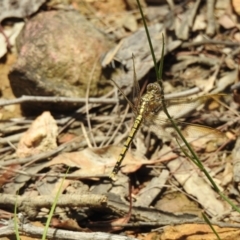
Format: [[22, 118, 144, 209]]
[[137, 82, 163, 121]]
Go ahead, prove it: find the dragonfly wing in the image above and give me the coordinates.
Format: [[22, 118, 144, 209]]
[[181, 124, 226, 147], [148, 118, 225, 151], [162, 94, 225, 119], [144, 94, 226, 145], [163, 99, 202, 119]]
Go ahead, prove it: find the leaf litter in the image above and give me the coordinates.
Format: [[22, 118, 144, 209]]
[[1, 0, 240, 239]]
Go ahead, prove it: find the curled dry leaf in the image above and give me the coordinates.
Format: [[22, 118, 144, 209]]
[[47, 145, 153, 177], [17, 111, 58, 158]]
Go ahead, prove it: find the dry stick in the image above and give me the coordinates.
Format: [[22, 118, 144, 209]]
[[182, 39, 240, 48], [0, 165, 107, 179], [80, 122, 92, 148], [85, 59, 98, 148], [60, 115, 119, 151], [229, 46, 240, 57], [57, 106, 85, 135], [6, 140, 16, 151], [99, 82, 125, 147], [1, 219, 239, 239], [98, 105, 118, 147], [166, 0, 175, 10], [1, 221, 138, 240], [188, 0, 201, 26], [0, 146, 14, 154], [108, 221, 240, 228], [0, 193, 107, 219], [0, 132, 23, 145], [206, 0, 216, 36], [164, 87, 201, 98], [0, 24, 11, 49], [0, 124, 30, 136], [0, 144, 66, 167], [57, 88, 117, 133], [0, 95, 118, 107], [0, 88, 202, 108], [99, 80, 124, 147], [104, 104, 130, 147]]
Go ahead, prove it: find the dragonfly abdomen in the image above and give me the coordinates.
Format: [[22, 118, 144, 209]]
[[109, 85, 158, 180], [109, 108, 144, 180]]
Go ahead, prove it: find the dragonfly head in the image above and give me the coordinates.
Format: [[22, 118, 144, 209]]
[[140, 83, 161, 109], [146, 82, 161, 94]]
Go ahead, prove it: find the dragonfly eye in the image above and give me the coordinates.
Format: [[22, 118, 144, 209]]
[[147, 83, 157, 90], [146, 82, 161, 94], [146, 84, 154, 91]]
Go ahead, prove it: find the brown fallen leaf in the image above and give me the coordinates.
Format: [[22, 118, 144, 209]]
[[46, 150, 106, 176], [46, 145, 171, 177], [0, 164, 20, 187], [51, 218, 86, 231], [233, 0, 240, 16], [218, 14, 236, 29], [17, 111, 58, 158], [161, 223, 240, 240]]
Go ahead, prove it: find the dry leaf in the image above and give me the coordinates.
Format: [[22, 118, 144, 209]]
[[17, 111, 58, 158], [0, 0, 46, 22], [0, 165, 20, 187], [161, 224, 240, 240], [193, 14, 207, 31], [0, 22, 24, 58], [122, 14, 138, 32], [47, 150, 106, 176], [167, 157, 231, 217], [218, 14, 236, 29], [51, 218, 84, 231], [47, 145, 155, 177], [232, 0, 240, 15]]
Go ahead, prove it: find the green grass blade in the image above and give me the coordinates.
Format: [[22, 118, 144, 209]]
[[42, 167, 70, 240], [202, 213, 221, 240], [14, 193, 20, 240]]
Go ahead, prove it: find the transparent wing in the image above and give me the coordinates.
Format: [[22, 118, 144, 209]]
[[132, 54, 141, 108], [145, 94, 226, 142]]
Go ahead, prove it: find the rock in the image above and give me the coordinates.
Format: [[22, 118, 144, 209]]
[[9, 10, 112, 113]]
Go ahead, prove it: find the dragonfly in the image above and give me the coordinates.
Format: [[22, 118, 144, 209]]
[[109, 80, 225, 181]]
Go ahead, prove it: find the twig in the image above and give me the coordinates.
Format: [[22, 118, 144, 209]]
[[182, 39, 240, 48], [81, 122, 92, 148], [57, 106, 85, 134], [0, 132, 23, 144], [164, 87, 201, 99], [104, 104, 130, 147], [0, 193, 107, 219], [188, 0, 201, 26], [0, 144, 66, 167], [206, 0, 216, 36], [0, 165, 107, 179], [0, 220, 138, 240], [85, 59, 98, 147], [0, 95, 118, 107]]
